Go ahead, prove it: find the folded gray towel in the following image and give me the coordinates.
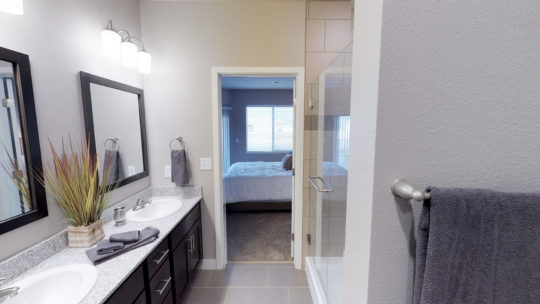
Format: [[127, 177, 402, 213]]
[[97, 240, 124, 254], [171, 149, 189, 186], [103, 149, 123, 183], [109, 230, 140, 243], [413, 187, 540, 304], [86, 227, 160, 265]]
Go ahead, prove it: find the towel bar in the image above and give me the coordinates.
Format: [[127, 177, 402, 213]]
[[169, 137, 185, 150], [391, 178, 430, 201], [104, 137, 120, 151]]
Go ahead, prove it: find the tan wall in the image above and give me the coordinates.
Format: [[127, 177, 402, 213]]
[[140, 1, 307, 261]]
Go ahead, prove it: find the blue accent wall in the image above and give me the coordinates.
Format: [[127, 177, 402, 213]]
[[222, 89, 293, 164]]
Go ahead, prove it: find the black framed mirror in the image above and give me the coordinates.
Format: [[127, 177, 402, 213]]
[[0, 47, 47, 235], [80, 72, 148, 189]]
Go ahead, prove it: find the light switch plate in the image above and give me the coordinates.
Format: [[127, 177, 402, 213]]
[[164, 165, 171, 177], [200, 158, 212, 170], [128, 166, 136, 176]]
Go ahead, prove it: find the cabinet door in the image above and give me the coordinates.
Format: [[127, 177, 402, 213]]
[[172, 236, 189, 301], [188, 220, 202, 277]]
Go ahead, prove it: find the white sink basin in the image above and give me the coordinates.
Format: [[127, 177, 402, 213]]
[[5, 264, 97, 304], [126, 197, 184, 222]]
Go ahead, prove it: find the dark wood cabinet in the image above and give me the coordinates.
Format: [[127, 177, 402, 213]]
[[104, 202, 202, 304]]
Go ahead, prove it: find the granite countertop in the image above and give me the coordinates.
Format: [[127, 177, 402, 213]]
[[2, 187, 202, 304]]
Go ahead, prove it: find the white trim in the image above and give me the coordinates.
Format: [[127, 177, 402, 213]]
[[199, 259, 217, 270], [305, 257, 326, 304], [211, 66, 305, 270]]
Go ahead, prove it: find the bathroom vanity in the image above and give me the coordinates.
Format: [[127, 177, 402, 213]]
[[105, 201, 202, 304]]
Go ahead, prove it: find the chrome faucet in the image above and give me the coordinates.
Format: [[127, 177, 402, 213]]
[[0, 287, 19, 303], [133, 198, 152, 211]]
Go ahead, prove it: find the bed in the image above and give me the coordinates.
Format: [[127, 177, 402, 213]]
[[223, 162, 292, 207]]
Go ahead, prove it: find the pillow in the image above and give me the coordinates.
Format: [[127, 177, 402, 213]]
[[281, 153, 293, 170]]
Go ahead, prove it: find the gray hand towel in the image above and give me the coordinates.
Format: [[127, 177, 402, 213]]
[[103, 149, 122, 183], [97, 240, 124, 254], [109, 230, 140, 243], [86, 227, 160, 265], [413, 187, 540, 304], [171, 149, 189, 186]]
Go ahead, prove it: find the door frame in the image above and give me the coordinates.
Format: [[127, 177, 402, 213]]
[[211, 66, 305, 270]]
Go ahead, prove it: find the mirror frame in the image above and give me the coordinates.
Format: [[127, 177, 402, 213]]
[[79, 72, 149, 189], [0, 47, 47, 235]]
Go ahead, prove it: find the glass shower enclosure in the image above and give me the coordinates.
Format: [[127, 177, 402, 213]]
[[306, 42, 352, 304]]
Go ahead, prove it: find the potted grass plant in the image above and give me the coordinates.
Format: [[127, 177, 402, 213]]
[[36, 138, 116, 248], [2, 147, 32, 213]]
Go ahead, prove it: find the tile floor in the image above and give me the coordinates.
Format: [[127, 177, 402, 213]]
[[184, 262, 313, 304]]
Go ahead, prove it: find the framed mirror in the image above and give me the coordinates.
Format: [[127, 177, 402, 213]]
[[80, 72, 148, 189], [0, 47, 47, 234]]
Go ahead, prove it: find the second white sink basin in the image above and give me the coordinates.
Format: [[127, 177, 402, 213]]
[[5, 264, 97, 304], [126, 197, 184, 222]]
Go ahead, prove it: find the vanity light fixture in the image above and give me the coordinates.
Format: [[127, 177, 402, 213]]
[[100, 20, 151, 74], [0, 0, 23, 15]]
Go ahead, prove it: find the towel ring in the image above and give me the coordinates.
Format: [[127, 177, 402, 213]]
[[170, 137, 185, 150], [104, 137, 120, 151]]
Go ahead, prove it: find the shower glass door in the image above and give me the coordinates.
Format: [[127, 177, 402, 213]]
[[307, 42, 351, 304]]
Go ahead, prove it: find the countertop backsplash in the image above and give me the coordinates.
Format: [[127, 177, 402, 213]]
[[0, 186, 202, 288]]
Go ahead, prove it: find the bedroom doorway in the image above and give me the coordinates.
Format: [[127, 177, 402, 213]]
[[212, 67, 305, 269]]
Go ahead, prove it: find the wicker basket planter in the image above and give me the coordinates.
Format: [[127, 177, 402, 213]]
[[67, 219, 104, 248]]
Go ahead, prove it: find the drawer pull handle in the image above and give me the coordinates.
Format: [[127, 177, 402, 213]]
[[152, 249, 169, 265], [186, 235, 193, 253], [155, 277, 171, 296]]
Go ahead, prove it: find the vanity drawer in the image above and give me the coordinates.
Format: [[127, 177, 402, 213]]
[[170, 202, 200, 250], [133, 290, 147, 304], [105, 264, 145, 304], [146, 238, 170, 279], [149, 257, 172, 304], [162, 291, 173, 304]]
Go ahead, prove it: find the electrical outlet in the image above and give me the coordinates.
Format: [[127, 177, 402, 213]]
[[164, 165, 171, 177], [200, 158, 212, 170], [128, 166, 136, 176]]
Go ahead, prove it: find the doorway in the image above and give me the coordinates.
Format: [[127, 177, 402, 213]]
[[211, 67, 305, 269]]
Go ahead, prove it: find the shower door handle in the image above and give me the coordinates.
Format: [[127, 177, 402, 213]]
[[308, 176, 334, 192]]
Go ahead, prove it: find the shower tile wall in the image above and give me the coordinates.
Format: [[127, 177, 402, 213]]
[[302, 1, 353, 265]]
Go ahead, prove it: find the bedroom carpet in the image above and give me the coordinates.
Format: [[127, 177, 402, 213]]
[[227, 210, 292, 261]]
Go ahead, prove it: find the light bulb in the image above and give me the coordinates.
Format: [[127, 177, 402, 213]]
[[0, 0, 23, 15], [121, 41, 138, 67], [137, 51, 151, 74], [101, 29, 121, 59]]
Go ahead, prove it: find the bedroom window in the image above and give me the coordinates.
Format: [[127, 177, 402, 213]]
[[246, 106, 293, 152]]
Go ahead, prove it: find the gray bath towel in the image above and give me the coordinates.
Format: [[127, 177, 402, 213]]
[[109, 230, 140, 243], [103, 149, 123, 183], [413, 187, 540, 304], [97, 240, 124, 254], [86, 227, 159, 265], [171, 149, 189, 186]]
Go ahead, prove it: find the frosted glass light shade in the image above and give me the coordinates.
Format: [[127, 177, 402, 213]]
[[121, 41, 138, 67], [137, 51, 151, 74], [101, 29, 121, 59], [0, 0, 23, 15]]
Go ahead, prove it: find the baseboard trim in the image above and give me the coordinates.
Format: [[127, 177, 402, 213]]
[[200, 259, 217, 270], [305, 257, 326, 304]]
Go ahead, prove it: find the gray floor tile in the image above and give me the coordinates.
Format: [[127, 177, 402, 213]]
[[224, 287, 289, 304], [184, 287, 225, 304], [192, 270, 213, 287], [268, 268, 308, 287], [289, 287, 313, 304], [208, 267, 268, 287]]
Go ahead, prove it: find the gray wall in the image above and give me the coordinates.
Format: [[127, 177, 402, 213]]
[[224, 89, 293, 164], [0, 0, 149, 261], [344, 0, 540, 303], [140, 1, 306, 261]]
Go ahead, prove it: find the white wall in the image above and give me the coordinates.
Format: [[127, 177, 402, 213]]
[[140, 1, 306, 260], [345, 0, 540, 303], [0, 0, 149, 261]]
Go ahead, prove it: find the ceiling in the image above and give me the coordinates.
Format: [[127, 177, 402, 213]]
[[221, 76, 295, 90]]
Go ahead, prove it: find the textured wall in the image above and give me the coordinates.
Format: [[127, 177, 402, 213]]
[[140, 1, 306, 260], [0, 0, 148, 261], [227, 89, 293, 164], [345, 0, 540, 303]]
